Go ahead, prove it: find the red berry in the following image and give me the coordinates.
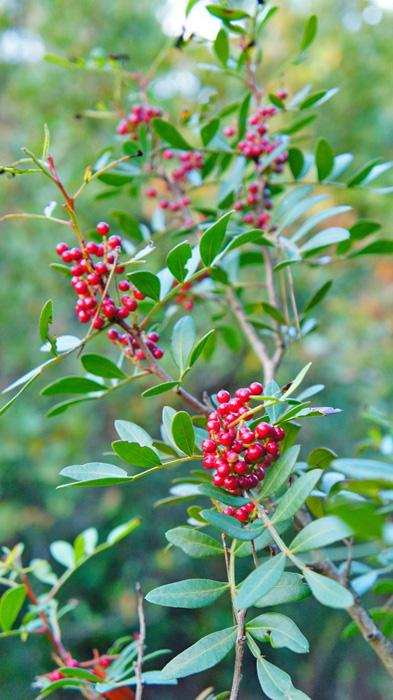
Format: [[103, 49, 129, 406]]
[[77, 310, 90, 323], [223, 506, 236, 516], [234, 508, 248, 522], [122, 295, 138, 312], [216, 390, 230, 404], [212, 474, 224, 487], [87, 272, 100, 286], [274, 426, 285, 441], [202, 439, 216, 453], [118, 280, 130, 291], [217, 463, 230, 477], [61, 250, 74, 263], [108, 235, 122, 249], [152, 347, 164, 359], [86, 241, 98, 255], [148, 332, 160, 342], [249, 381, 263, 395], [103, 303, 116, 319], [238, 428, 255, 445], [95, 262, 108, 277], [84, 296, 97, 309], [235, 387, 252, 403], [265, 440, 279, 455], [116, 307, 129, 319], [203, 454, 217, 469], [224, 476, 238, 491], [133, 289, 145, 300], [245, 502, 255, 512], [135, 349, 145, 361], [96, 221, 110, 236], [246, 443, 265, 462], [162, 149, 173, 160], [100, 658, 111, 668], [249, 183, 259, 194], [107, 329, 119, 342], [255, 422, 272, 440], [49, 670, 64, 682], [56, 242, 68, 255], [70, 247, 83, 261], [219, 432, 234, 447], [75, 280, 88, 295], [233, 461, 248, 475], [146, 187, 157, 197], [93, 317, 104, 330], [159, 199, 169, 209]]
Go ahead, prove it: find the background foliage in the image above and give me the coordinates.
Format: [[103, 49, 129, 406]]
[[1, 0, 393, 697]]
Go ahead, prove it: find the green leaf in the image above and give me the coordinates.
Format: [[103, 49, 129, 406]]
[[300, 15, 318, 51], [146, 579, 228, 608], [271, 470, 322, 525], [41, 376, 105, 396], [347, 158, 384, 187], [0, 586, 26, 631], [162, 626, 236, 679], [172, 316, 196, 375], [166, 527, 223, 558], [127, 271, 160, 301], [60, 462, 129, 484], [206, 5, 249, 20], [236, 554, 286, 609], [259, 445, 301, 499], [39, 299, 54, 345], [142, 381, 179, 397], [307, 447, 337, 469], [350, 219, 381, 240], [254, 572, 310, 608], [247, 613, 309, 653], [201, 118, 220, 146], [303, 281, 332, 312], [81, 354, 126, 379], [112, 441, 161, 467], [350, 240, 393, 257], [50, 541, 75, 569], [201, 509, 264, 541], [315, 138, 334, 181], [189, 330, 216, 368], [171, 411, 195, 456], [301, 227, 349, 254], [288, 148, 305, 180], [114, 420, 153, 446], [214, 28, 229, 66], [332, 458, 393, 482], [198, 484, 248, 507], [303, 570, 353, 609], [59, 668, 101, 682], [289, 516, 353, 553], [106, 516, 140, 544], [256, 658, 311, 700], [199, 211, 233, 265], [282, 363, 312, 399], [166, 242, 192, 282], [152, 118, 193, 150], [300, 88, 339, 110], [262, 303, 287, 325]]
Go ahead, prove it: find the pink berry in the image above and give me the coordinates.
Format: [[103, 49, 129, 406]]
[[96, 221, 110, 236]]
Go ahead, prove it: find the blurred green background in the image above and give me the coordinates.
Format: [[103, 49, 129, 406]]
[[1, 1, 393, 697]]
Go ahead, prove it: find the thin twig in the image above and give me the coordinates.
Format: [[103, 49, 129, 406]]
[[135, 582, 146, 700], [229, 608, 247, 700]]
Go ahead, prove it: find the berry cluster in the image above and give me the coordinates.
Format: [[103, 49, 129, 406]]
[[116, 103, 162, 136], [202, 382, 285, 522], [234, 181, 273, 230], [55, 222, 164, 363], [172, 272, 209, 310], [236, 104, 288, 170]]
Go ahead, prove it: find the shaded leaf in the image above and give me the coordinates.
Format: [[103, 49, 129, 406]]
[[146, 579, 228, 608], [81, 354, 126, 379], [303, 570, 353, 609], [162, 626, 236, 679], [236, 554, 286, 609], [166, 527, 223, 558]]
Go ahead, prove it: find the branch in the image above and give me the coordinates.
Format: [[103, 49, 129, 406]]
[[226, 287, 274, 384], [229, 608, 247, 700], [135, 582, 146, 700], [295, 508, 393, 678]]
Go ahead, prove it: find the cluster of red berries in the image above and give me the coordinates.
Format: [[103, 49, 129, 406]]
[[234, 182, 273, 230], [145, 149, 203, 227], [55, 222, 164, 363], [116, 103, 162, 136], [172, 272, 209, 310], [202, 382, 285, 522], [237, 104, 288, 169]]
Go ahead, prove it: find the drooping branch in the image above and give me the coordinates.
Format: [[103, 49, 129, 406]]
[[135, 582, 146, 700], [295, 509, 393, 678]]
